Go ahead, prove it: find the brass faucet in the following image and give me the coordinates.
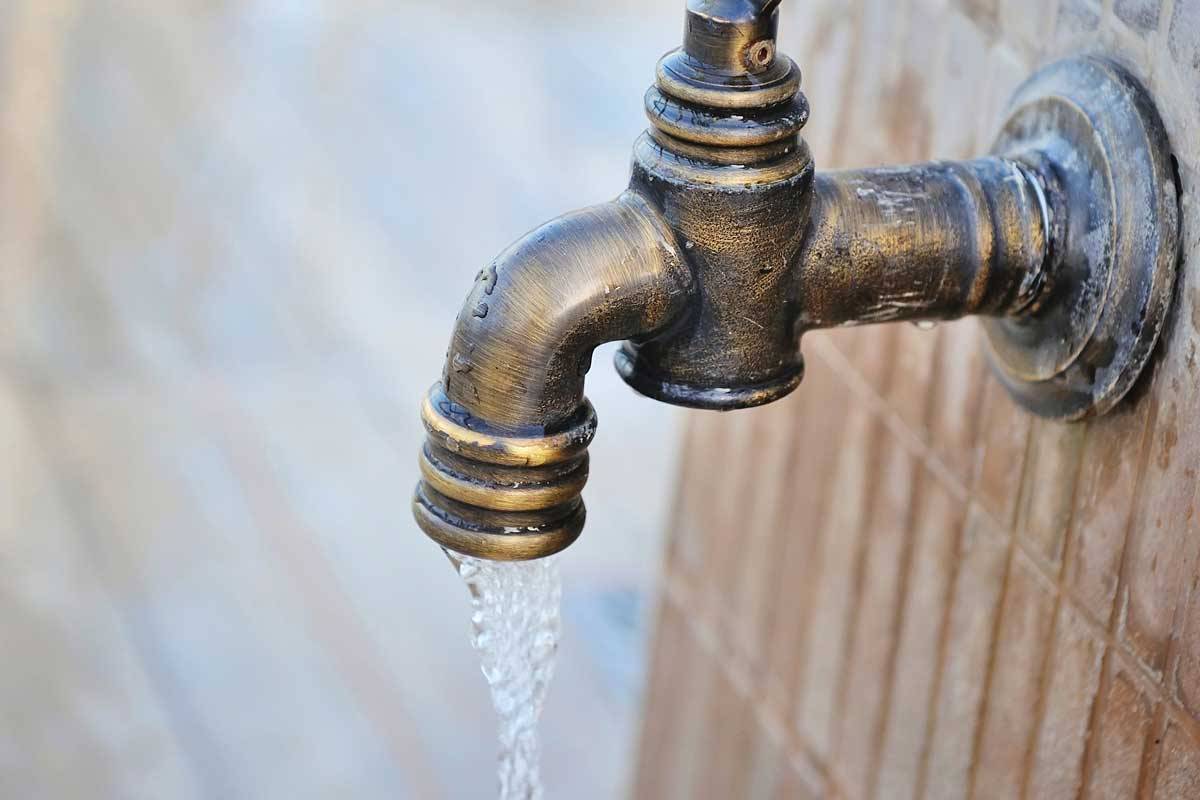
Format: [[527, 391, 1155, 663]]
[[414, 0, 1181, 561]]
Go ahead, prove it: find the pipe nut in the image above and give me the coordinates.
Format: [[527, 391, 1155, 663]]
[[412, 384, 596, 561]]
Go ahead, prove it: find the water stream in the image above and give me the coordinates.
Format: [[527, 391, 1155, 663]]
[[455, 553, 563, 800]]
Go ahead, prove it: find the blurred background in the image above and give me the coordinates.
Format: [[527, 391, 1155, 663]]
[[0, 1, 689, 797]]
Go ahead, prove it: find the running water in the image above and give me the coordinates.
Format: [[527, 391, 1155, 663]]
[[455, 553, 563, 800]]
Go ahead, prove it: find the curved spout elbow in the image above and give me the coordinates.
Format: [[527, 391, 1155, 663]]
[[414, 191, 691, 561], [441, 191, 692, 432]]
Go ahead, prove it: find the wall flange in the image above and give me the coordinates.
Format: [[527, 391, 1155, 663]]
[[985, 57, 1181, 420]]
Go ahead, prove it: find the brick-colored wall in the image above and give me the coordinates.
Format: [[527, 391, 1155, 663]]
[[635, 0, 1200, 797]]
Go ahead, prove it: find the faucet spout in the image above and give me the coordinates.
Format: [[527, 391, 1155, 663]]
[[414, 192, 691, 561], [413, 2, 1180, 562]]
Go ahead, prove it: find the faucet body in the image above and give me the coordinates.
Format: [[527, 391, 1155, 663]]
[[618, 155, 1053, 408], [415, 0, 1180, 560]]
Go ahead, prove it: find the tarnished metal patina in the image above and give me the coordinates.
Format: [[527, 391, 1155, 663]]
[[415, 0, 1182, 560]]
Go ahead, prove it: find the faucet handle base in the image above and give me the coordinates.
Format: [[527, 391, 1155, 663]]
[[984, 57, 1181, 421]]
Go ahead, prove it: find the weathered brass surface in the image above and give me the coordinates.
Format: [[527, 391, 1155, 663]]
[[440, 191, 691, 432], [412, 192, 690, 560], [795, 159, 1050, 329], [413, 0, 1182, 560], [414, 390, 598, 559], [985, 57, 1181, 419]]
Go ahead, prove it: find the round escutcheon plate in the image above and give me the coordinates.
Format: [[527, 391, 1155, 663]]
[[985, 56, 1181, 421]]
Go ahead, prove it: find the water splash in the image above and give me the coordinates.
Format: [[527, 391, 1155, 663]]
[[455, 553, 563, 800]]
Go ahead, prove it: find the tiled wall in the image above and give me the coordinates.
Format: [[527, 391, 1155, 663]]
[[635, 0, 1200, 797]]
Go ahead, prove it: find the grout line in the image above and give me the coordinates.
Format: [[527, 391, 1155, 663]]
[[857, 291, 944, 800], [965, 411, 1036, 800], [658, 427, 1200, 797], [732, 400, 807, 677], [778, 412, 846, 733], [812, 331, 1197, 710], [911, 501, 979, 799], [1019, 578, 1067, 800], [714, 410, 775, 661], [1019, 418, 1091, 800], [737, 403, 810, 706], [1077, 388, 1159, 799], [810, 335, 973, 507], [1166, 572, 1200, 734], [967, 526, 1025, 798], [1077, 651, 1115, 800], [826, 414, 893, 786], [1140, 493, 1200, 786], [812, 330, 1200, 766], [766, 388, 857, 725], [864, 454, 927, 800], [1137, 703, 1170, 798], [661, 570, 847, 799], [822, 0, 870, 169]]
